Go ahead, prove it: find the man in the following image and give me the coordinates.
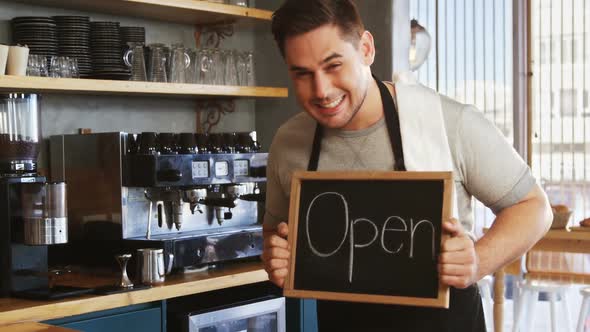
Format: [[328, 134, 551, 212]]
[[261, 0, 552, 330]]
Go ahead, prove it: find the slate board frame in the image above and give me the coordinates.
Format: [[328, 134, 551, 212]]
[[283, 171, 452, 308]]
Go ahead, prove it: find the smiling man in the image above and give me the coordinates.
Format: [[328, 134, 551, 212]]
[[260, 0, 552, 331], [284, 23, 378, 131]]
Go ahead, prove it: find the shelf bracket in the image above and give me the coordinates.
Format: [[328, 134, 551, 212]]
[[196, 100, 236, 133], [194, 23, 235, 49]]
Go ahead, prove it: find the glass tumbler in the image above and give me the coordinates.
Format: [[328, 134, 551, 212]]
[[26, 54, 48, 77], [170, 45, 191, 84], [147, 44, 168, 83], [222, 49, 238, 86]]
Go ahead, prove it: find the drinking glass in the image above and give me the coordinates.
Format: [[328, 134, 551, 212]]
[[198, 48, 214, 85], [123, 43, 147, 81], [169, 45, 191, 84], [191, 48, 202, 84], [236, 51, 247, 86], [243, 51, 255, 86], [236, 51, 255, 86], [211, 48, 224, 85], [68, 57, 79, 78], [147, 44, 168, 83], [50, 56, 71, 78], [185, 48, 198, 84], [222, 49, 238, 86], [26, 54, 48, 77]]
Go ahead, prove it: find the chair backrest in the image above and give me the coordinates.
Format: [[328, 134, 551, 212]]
[[526, 251, 590, 284]]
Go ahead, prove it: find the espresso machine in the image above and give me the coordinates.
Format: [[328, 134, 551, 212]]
[[49, 131, 267, 271], [0, 93, 88, 299]]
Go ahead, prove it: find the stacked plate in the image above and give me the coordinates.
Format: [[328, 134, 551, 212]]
[[90, 21, 130, 80], [53, 16, 92, 78], [11, 16, 58, 59], [120, 26, 146, 45]]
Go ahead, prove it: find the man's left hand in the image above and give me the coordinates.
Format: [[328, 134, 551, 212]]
[[438, 218, 479, 289]]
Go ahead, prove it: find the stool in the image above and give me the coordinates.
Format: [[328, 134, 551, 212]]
[[578, 287, 590, 332], [477, 275, 494, 332], [513, 279, 572, 332]]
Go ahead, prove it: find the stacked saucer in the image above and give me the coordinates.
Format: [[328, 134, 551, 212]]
[[90, 21, 130, 80], [120, 26, 146, 46], [53, 16, 92, 78], [11, 16, 58, 60]]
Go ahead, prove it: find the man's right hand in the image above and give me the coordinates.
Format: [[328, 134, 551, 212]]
[[261, 222, 290, 287]]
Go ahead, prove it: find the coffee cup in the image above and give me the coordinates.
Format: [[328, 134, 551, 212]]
[[7, 45, 29, 76], [0, 44, 8, 75]]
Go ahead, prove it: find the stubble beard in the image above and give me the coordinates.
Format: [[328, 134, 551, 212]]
[[337, 76, 370, 130]]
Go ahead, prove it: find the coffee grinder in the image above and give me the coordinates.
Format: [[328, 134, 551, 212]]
[[0, 93, 91, 299]]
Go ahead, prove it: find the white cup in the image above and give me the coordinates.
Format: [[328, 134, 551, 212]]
[[7, 45, 30, 76], [0, 44, 8, 75]]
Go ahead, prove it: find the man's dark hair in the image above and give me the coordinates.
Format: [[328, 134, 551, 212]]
[[271, 0, 365, 58]]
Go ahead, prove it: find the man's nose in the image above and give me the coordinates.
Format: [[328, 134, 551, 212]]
[[312, 72, 330, 99]]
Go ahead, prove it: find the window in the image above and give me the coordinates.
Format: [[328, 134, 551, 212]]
[[560, 89, 578, 116], [540, 41, 549, 64], [411, 0, 514, 236], [531, 0, 590, 223]]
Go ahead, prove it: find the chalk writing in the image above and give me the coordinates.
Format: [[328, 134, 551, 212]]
[[305, 192, 436, 283]]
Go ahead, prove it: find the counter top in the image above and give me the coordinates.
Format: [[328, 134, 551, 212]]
[[0, 322, 78, 332], [0, 261, 267, 326]]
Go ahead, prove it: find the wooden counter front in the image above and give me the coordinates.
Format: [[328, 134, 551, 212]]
[[0, 262, 267, 326]]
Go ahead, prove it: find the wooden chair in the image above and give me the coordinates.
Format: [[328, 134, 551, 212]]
[[478, 275, 495, 332], [578, 287, 590, 332], [512, 251, 590, 332]]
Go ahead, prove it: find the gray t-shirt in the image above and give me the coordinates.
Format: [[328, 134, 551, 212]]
[[264, 94, 536, 235]]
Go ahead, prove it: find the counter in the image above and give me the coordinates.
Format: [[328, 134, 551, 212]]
[[0, 262, 267, 326], [0, 322, 78, 332]]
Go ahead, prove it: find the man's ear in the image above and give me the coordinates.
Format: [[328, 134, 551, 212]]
[[359, 30, 375, 66]]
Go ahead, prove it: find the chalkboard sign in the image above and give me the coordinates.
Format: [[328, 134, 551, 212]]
[[283, 171, 452, 308]]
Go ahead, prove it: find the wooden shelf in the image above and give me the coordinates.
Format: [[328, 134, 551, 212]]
[[11, 0, 273, 25], [0, 76, 288, 99], [0, 262, 268, 325]]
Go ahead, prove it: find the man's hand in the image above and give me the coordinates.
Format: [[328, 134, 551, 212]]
[[438, 218, 479, 289], [261, 222, 290, 288]]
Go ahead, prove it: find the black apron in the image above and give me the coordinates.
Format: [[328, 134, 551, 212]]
[[307, 77, 487, 332]]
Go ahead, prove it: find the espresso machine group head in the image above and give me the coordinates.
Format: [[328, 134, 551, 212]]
[[50, 131, 268, 270]]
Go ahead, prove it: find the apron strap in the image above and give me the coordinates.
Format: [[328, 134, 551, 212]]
[[307, 123, 324, 171], [374, 76, 406, 171]]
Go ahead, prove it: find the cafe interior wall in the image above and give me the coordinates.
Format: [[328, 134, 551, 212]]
[[0, 0, 258, 173], [0, 0, 398, 169]]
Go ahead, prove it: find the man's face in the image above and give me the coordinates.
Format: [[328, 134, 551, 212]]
[[284, 24, 374, 130]]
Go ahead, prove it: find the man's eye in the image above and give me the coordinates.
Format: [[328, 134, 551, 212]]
[[327, 63, 341, 70], [295, 71, 311, 78]]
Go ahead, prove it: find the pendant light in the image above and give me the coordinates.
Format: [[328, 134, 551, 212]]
[[409, 19, 431, 71]]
